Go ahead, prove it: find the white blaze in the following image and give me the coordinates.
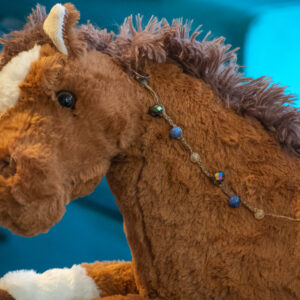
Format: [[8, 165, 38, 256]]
[[0, 44, 41, 115]]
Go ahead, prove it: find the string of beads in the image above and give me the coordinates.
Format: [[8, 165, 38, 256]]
[[133, 71, 300, 223]]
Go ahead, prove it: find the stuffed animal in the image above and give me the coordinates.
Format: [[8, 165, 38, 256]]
[[0, 3, 299, 299]]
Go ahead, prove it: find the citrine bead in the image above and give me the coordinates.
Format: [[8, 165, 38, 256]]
[[148, 104, 164, 118]]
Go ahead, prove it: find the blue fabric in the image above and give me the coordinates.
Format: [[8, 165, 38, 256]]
[[0, 197, 131, 277], [245, 5, 300, 106]]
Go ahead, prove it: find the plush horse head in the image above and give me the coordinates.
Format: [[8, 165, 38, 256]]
[[0, 3, 135, 237], [0, 3, 300, 299]]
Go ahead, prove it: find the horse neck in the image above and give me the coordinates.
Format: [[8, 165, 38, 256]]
[[106, 62, 300, 296]]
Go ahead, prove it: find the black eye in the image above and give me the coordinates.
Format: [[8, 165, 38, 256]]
[[56, 90, 76, 109]]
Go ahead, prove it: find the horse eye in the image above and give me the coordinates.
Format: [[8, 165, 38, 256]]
[[56, 90, 76, 109]]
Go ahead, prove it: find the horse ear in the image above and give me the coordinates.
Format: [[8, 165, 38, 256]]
[[43, 3, 84, 56]]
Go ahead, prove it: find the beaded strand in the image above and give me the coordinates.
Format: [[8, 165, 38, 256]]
[[134, 71, 300, 223]]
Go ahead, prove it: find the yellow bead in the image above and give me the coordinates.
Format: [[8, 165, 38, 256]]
[[254, 209, 265, 220], [190, 152, 200, 163]]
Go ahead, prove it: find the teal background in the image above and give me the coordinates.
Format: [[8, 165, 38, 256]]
[[0, 0, 300, 276], [245, 5, 300, 104]]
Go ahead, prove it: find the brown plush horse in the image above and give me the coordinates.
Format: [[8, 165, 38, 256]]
[[0, 3, 299, 300]]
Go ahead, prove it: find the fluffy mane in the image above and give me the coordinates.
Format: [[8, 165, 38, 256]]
[[1, 4, 300, 157]]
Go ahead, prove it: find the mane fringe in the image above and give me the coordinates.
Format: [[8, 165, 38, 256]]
[[100, 16, 300, 157]]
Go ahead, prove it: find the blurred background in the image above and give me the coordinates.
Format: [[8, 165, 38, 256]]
[[0, 0, 300, 276]]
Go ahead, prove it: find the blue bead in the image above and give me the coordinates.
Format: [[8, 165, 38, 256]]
[[170, 127, 182, 139], [229, 196, 241, 208]]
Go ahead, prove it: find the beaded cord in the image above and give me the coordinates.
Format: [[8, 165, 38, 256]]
[[133, 70, 300, 223]]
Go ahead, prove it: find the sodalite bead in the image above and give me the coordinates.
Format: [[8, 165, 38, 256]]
[[170, 127, 182, 139], [229, 196, 241, 208]]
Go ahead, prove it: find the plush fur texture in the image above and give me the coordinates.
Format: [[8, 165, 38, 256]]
[[107, 64, 300, 299], [82, 262, 137, 297], [0, 265, 99, 300], [0, 2, 300, 300], [0, 266, 101, 300]]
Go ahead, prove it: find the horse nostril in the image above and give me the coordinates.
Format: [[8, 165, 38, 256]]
[[0, 156, 16, 178]]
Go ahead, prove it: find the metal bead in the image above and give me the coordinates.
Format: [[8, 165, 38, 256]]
[[170, 127, 182, 139], [140, 78, 148, 86], [214, 171, 225, 184], [190, 152, 200, 163], [229, 196, 241, 208], [254, 209, 265, 220], [148, 104, 164, 118]]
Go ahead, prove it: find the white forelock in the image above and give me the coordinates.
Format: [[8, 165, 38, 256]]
[[0, 265, 100, 300], [0, 44, 41, 115]]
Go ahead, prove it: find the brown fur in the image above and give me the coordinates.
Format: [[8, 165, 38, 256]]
[[61, 3, 87, 58], [107, 63, 300, 299], [97, 296, 149, 300], [0, 290, 14, 300], [82, 262, 137, 297], [0, 3, 300, 299]]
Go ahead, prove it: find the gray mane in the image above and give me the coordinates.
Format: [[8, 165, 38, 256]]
[[81, 16, 300, 158]]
